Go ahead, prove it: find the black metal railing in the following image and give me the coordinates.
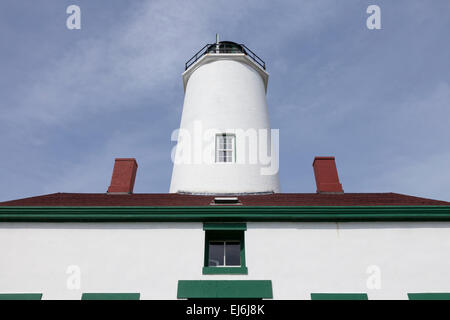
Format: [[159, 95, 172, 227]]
[[185, 44, 210, 71], [240, 44, 266, 70], [185, 43, 266, 71]]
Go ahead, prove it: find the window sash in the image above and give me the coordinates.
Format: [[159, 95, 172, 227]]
[[216, 134, 235, 163], [208, 241, 241, 267]]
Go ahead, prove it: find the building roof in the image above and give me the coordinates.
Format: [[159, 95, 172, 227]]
[[0, 192, 449, 207]]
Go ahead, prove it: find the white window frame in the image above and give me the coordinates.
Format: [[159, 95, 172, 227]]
[[215, 133, 236, 163]]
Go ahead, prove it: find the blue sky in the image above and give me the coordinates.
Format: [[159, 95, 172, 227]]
[[0, 0, 449, 202]]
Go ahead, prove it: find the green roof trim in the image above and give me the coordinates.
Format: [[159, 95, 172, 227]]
[[81, 293, 140, 300], [0, 206, 449, 222], [203, 222, 247, 230], [177, 280, 273, 299], [311, 293, 368, 300], [0, 293, 43, 300], [408, 293, 450, 300]]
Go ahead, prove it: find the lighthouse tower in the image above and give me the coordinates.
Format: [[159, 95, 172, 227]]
[[170, 39, 280, 194]]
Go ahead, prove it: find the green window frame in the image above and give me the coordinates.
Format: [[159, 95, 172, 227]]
[[203, 223, 248, 275], [310, 293, 368, 300], [0, 293, 42, 300], [408, 293, 450, 300], [81, 293, 140, 300], [177, 280, 272, 299]]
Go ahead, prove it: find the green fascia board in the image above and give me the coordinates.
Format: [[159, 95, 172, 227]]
[[177, 280, 272, 299], [202, 266, 248, 275], [408, 293, 450, 300], [311, 293, 368, 300], [0, 293, 42, 300], [1, 206, 450, 222], [203, 222, 247, 230], [81, 293, 140, 300]]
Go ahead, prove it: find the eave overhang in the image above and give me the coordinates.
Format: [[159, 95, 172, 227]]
[[1, 206, 450, 222]]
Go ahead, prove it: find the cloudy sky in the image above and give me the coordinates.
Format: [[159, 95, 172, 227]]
[[0, 0, 449, 202]]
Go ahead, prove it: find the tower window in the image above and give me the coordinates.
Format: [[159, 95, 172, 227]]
[[215, 134, 235, 163]]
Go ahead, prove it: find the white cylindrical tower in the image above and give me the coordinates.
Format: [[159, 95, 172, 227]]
[[170, 41, 280, 194]]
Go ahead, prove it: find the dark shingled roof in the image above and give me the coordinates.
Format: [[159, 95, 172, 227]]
[[0, 192, 449, 207]]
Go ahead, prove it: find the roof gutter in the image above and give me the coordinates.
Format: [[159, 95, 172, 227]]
[[0, 206, 450, 222]]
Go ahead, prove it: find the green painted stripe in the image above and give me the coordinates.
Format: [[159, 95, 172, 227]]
[[408, 293, 450, 300], [177, 280, 272, 299], [202, 266, 248, 275], [203, 223, 247, 230], [0, 293, 42, 300], [81, 293, 140, 300], [311, 293, 368, 300], [0, 206, 449, 222]]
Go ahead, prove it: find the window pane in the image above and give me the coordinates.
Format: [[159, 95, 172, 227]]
[[208, 242, 225, 266], [225, 241, 241, 266], [216, 134, 234, 163]]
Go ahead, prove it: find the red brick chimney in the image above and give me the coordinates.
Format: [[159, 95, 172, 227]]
[[107, 158, 138, 194], [312, 156, 343, 193]]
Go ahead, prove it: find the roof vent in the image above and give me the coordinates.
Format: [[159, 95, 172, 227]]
[[211, 197, 241, 205]]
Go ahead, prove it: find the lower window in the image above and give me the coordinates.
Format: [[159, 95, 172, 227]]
[[203, 223, 248, 275], [208, 241, 241, 267]]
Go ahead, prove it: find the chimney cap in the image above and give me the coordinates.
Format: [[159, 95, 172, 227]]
[[114, 158, 138, 162], [313, 156, 336, 163]]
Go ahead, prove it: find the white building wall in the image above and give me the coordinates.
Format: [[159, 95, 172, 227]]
[[1, 222, 450, 299]]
